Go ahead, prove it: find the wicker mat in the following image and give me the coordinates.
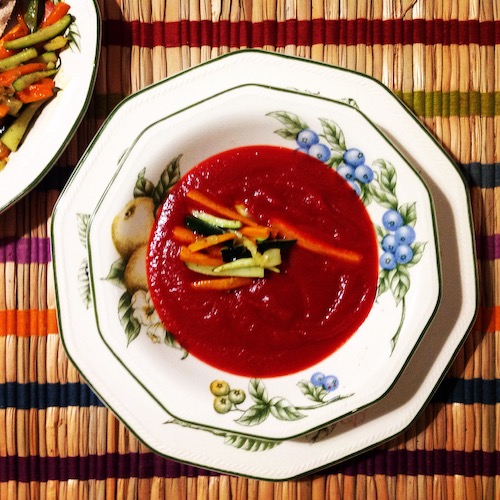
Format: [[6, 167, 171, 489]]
[[0, 0, 498, 498]]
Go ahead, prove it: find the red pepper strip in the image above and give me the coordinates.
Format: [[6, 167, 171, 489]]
[[0, 62, 47, 86], [271, 218, 362, 264], [16, 78, 55, 103], [41, 2, 70, 28], [0, 16, 30, 59], [42, 1, 56, 24]]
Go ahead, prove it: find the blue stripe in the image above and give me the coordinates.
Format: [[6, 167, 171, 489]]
[[0, 378, 498, 409], [0, 382, 105, 409], [459, 163, 500, 188], [431, 378, 500, 405]]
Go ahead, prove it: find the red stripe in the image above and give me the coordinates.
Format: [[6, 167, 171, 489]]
[[103, 19, 498, 48]]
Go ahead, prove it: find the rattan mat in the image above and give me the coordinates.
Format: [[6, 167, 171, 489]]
[[0, 0, 498, 498]]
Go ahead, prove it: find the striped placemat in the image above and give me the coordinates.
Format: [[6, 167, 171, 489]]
[[0, 0, 498, 498]]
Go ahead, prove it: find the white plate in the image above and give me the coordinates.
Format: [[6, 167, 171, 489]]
[[0, 0, 100, 213], [51, 50, 477, 480], [86, 83, 440, 441]]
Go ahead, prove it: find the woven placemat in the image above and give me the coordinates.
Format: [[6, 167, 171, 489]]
[[0, 0, 498, 498]]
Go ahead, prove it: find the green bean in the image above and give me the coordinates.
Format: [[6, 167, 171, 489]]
[[1, 99, 46, 152], [13, 69, 59, 92], [43, 35, 68, 52], [0, 48, 38, 71], [33, 51, 58, 65], [4, 15, 72, 50], [25, 0, 43, 33]]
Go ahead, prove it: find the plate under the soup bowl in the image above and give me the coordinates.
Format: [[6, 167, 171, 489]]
[[86, 83, 441, 441]]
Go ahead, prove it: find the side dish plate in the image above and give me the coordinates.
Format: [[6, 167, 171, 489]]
[[51, 50, 477, 480], [0, 0, 100, 213]]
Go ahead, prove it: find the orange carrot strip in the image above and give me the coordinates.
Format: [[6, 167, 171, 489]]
[[41, 2, 71, 28], [239, 226, 272, 239], [271, 218, 361, 264], [187, 232, 236, 253], [0, 103, 9, 119], [186, 190, 258, 227], [179, 246, 224, 266], [173, 226, 197, 244], [191, 277, 253, 290], [16, 81, 54, 103], [0, 62, 47, 86]]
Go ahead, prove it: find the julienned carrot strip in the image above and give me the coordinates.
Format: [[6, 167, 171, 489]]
[[188, 232, 236, 253], [239, 226, 272, 239], [191, 277, 253, 290], [179, 246, 224, 266], [271, 218, 362, 264], [186, 190, 258, 227], [41, 2, 71, 28], [173, 226, 197, 244], [0, 62, 47, 86]]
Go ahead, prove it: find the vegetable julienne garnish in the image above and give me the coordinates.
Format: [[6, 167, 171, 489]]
[[0, 1, 73, 171], [174, 190, 294, 290], [177, 189, 362, 290]]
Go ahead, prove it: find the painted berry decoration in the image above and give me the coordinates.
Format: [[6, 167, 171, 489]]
[[322, 375, 339, 392], [354, 164, 374, 184], [380, 251, 397, 270], [310, 372, 339, 392], [394, 225, 416, 245], [296, 129, 320, 148], [382, 234, 398, 253], [395, 244, 414, 264], [378, 210, 417, 269], [382, 209, 404, 231], [309, 143, 332, 162], [310, 372, 326, 386], [210, 380, 246, 415], [337, 164, 356, 181], [343, 148, 365, 167]]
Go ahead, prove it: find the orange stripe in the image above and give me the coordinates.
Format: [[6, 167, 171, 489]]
[[474, 306, 500, 334], [0, 309, 58, 337]]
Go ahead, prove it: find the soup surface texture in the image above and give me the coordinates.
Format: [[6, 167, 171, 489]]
[[147, 145, 379, 377]]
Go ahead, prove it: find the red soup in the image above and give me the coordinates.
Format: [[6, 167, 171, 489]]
[[147, 145, 379, 377]]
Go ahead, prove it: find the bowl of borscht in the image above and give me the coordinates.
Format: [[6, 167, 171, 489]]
[[86, 84, 441, 441]]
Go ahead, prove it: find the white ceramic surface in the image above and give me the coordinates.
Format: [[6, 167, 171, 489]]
[[0, 0, 100, 213], [86, 83, 440, 441], [51, 50, 477, 481]]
